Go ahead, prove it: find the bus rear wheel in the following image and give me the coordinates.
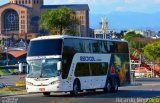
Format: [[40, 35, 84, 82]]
[[111, 79, 118, 93], [104, 79, 112, 93], [70, 80, 79, 96], [43, 92, 50, 96]]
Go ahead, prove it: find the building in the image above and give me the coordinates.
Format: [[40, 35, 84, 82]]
[[0, 0, 90, 66], [0, 0, 90, 41], [124, 29, 159, 39], [142, 30, 157, 39], [124, 29, 143, 36]]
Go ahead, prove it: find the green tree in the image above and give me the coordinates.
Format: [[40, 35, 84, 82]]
[[39, 7, 80, 35], [123, 31, 143, 42], [143, 41, 160, 63], [123, 31, 143, 53]]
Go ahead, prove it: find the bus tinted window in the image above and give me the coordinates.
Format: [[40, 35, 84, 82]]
[[74, 39, 84, 53], [99, 41, 107, 53], [75, 63, 90, 77], [63, 39, 76, 54], [75, 62, 108, 77], [62, 39, 76, 79], [106, 41, 128, 53], [81, 40, 92, 53], [90, 63, 108, 76], [91, 40, 100, 53], [63, 39, 92, 53], [107, 41, 115, 53], [28, 39, 62, 56], [117, 42, 129, 53]]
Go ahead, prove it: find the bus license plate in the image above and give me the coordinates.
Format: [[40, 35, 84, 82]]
[[39, 88, 45, 92]]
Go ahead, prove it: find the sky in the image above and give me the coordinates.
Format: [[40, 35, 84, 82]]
[[1, 0, 160, 14], [0, 0, 160, 30]]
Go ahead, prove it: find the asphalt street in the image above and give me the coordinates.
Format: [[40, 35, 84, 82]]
[[1, 78, 160, 103]]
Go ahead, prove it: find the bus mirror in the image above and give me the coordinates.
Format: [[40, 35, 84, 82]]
[[57, 61, 62, 71], [18, 63, 23, 73]]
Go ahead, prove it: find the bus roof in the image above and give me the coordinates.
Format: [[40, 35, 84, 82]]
[[31, 35, 128, 43]]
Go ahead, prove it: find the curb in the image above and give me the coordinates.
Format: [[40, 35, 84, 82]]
[[142, 83, 160, 86], [128, 82, 142, 86]]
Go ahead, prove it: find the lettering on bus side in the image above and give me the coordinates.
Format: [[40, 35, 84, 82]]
[[80, 56, 96, 61]]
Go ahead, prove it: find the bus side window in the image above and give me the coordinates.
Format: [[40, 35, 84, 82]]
[[108, 41, 118, 53], [92, 40, 100, 53], [113, 42, 118, 53], [107, 41, 112, 53], [99, 41, 106, 53]]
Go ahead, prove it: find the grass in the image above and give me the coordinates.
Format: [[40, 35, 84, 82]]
[[147, 97, 160, 103], [9, 69, 15, 74], [0, 69, 6, 75], [0, 87, 21, 94], [0, 69, 15, 75]]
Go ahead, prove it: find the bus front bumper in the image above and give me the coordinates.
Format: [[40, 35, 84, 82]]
[[26, 83, 63, 93]]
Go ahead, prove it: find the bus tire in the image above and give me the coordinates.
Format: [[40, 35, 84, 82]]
[[104, 79, 112, 93], [111, 78, 118, 93], [43, 92, 50, 96], [70, 80, 79, 96]]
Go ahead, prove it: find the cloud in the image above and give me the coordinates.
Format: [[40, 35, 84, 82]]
[[115, 6, 125, 12], [123, 0, 136, 4], [44, 0, 115, 5], [42, 0, 160, 14], [153, 0, 160, 4], [44, 0, 87, 4], [123, 0, 160, 4]]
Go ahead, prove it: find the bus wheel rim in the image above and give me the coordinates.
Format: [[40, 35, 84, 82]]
[[114, 80, 118, 91], [107, 82, 111, 92], [74, 83, 78, 95]]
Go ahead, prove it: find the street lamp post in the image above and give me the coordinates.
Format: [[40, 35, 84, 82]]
[[2, 28, 10, 66], [151, 62, 153, 77], [5, 46, 9, 66]]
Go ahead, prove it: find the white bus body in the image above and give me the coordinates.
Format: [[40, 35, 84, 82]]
[[26, 35, 130, 96]]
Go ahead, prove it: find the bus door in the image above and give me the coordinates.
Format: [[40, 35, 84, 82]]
[[74, 62, 92, 90]]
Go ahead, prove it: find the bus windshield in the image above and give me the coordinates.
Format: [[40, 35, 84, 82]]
[[27, 39, 62, 56], [27, 59, 60, 78]]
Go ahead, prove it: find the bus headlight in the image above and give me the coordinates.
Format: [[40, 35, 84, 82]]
[[49, 81, 60, 85], [26, 82, 34, 86]]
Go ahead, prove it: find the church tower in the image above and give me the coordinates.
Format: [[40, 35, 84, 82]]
[[9, 0, 44, 8], [9, 0, 43, 16]]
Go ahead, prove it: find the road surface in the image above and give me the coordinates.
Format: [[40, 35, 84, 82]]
[[1, 78, 160, 103]]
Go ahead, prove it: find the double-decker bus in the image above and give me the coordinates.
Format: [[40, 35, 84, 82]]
[[26, 35, 131, 96]]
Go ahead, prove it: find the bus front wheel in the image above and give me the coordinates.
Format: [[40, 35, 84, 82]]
[[70, 80, 79, 96], [43, 92, 50, 96]]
